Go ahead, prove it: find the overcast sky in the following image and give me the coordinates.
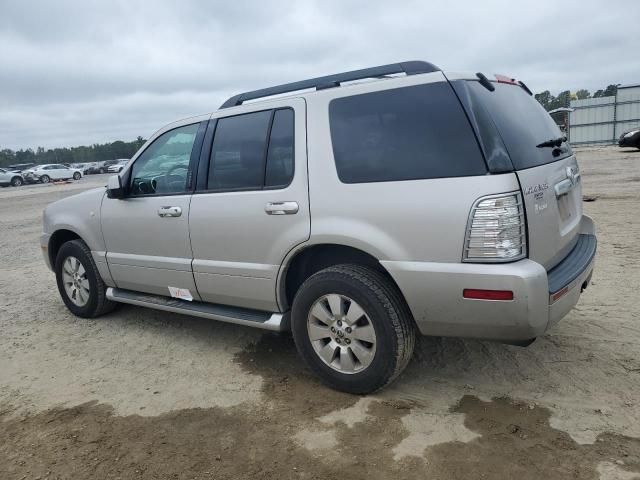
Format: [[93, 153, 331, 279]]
[[1, 0, 638, 150]]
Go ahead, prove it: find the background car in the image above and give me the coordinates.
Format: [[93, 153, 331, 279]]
[[619, 128, 640, 149], [82, 162, 100, 175], [7, 163, 36, 172], [98, 160, 122, 174], [0, 167, 24, 187], [23, 164, 83, 184], [106, 159, 129, 173]]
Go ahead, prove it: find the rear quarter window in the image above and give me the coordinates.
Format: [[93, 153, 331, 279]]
[[329, 82, 487, 183]]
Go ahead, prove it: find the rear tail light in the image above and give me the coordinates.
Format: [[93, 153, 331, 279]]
[[463, 192, 527, 262]]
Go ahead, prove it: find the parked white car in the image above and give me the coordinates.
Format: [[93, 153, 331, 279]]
[[106, 159, 130, 173], [0, 167, 24, 187], [24, 164, 83, 184]]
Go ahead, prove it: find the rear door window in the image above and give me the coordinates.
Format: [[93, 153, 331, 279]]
[[329, 82, 487, 183], [206, 108, 295, 191], [208, 111, 272, 190], [464, 81, 573, 170]]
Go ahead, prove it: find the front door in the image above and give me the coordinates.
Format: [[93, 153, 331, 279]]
[[189, 99, 309, 311], [101, 121, 205, 299]]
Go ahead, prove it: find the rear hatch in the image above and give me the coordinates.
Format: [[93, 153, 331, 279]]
[[452, 77, 582, 269]]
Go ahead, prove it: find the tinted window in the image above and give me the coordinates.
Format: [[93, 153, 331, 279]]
[[329, 83, 486, 183], [130, 123, 199, 195], [208, 111, 271, 190], [265, 109, 294, 187], [465, 81, 572, 170]]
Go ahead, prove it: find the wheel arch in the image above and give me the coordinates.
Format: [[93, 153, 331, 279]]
[[48, 229, 82, 267], [277, 243, 410, 314]]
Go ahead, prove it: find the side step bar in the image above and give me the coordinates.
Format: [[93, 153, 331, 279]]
[[106, 288, 288, 332]]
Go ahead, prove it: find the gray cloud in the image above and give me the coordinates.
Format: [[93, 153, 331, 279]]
[[1, 0, 638, 149]]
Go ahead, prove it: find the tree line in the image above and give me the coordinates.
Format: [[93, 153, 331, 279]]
[[534, 84, 619, 111], [0, 137, 146, 168]]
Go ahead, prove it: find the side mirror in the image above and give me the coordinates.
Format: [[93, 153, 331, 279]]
[[106, 175, 125, 199]]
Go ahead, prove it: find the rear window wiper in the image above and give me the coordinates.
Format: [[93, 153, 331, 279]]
[[536, 136, 566, 148]]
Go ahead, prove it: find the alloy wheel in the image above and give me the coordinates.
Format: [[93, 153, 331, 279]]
[[307, 294, 377, 374], [61, 256, 90, 307]]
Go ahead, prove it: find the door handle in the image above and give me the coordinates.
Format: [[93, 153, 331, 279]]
[[265, 201, 299, 215], [158, 206, 182, 217]]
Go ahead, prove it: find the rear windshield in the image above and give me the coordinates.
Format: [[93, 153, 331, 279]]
[[465, 81, 572, 170], [329, 83, 487, 183]]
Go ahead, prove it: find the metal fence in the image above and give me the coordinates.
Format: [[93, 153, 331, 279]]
[[569, 84, 640, 145]]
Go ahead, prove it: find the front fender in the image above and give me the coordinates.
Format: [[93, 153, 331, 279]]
[[43, 187, 107, 251]]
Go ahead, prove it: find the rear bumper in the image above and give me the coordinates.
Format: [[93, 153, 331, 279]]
[[381, 215, 596, 343]]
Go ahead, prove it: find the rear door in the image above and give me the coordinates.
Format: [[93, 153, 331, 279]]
[[55, 165, 73, 179], [460, 80, 582, 269], [46, 165, 64, 179], [189, 99, 309, 311]]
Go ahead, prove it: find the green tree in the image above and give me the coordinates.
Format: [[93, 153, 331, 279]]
[[575, 89, 590, 100], [602, 84, 618, 97], [548, 90, 571, 110], [535, 90, 554, 110]]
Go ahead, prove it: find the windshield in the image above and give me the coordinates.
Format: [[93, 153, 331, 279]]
[[465, 81, 572, 170]]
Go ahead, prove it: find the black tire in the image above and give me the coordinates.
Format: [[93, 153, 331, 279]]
[[291, 264, 415, 394], [55, 239, 117, 318], [40, 175, 50, 184], [11, 176, 23, 187], [99, 168, 106, 174], [73, 172, 81, 180]]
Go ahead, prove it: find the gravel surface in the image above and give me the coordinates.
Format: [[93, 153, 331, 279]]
[[1, 149, 639, 479]]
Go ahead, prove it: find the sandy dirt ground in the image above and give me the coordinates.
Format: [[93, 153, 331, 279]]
[[1, 147, 639, 479]]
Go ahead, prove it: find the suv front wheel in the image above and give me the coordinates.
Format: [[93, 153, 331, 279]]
[[55, 239, 116, 318], [291, 265, 415, 394]]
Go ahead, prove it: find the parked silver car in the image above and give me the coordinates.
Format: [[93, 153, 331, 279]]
[[0, 167, 24, 187], [40, 61, 596, 393]]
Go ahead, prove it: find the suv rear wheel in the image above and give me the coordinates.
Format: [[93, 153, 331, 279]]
[[291, 264, 415, 394], [55, 239, 116, 318], [11, 176, 23, 187]]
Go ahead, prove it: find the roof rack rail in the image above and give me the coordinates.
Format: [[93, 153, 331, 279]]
[[219, 60, 440, 109]]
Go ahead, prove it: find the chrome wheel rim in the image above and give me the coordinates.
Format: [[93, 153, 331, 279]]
[[61, 256, 90, 307], [307, 294, 377, 374]]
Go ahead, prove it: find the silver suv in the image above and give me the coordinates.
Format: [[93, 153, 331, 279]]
[[41, 61, 597, 393]]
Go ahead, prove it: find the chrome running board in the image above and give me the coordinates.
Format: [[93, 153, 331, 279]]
[[106, 287, 287, 332]]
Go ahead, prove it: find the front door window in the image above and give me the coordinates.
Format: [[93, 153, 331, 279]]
[[130, 124, 199, 195]]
